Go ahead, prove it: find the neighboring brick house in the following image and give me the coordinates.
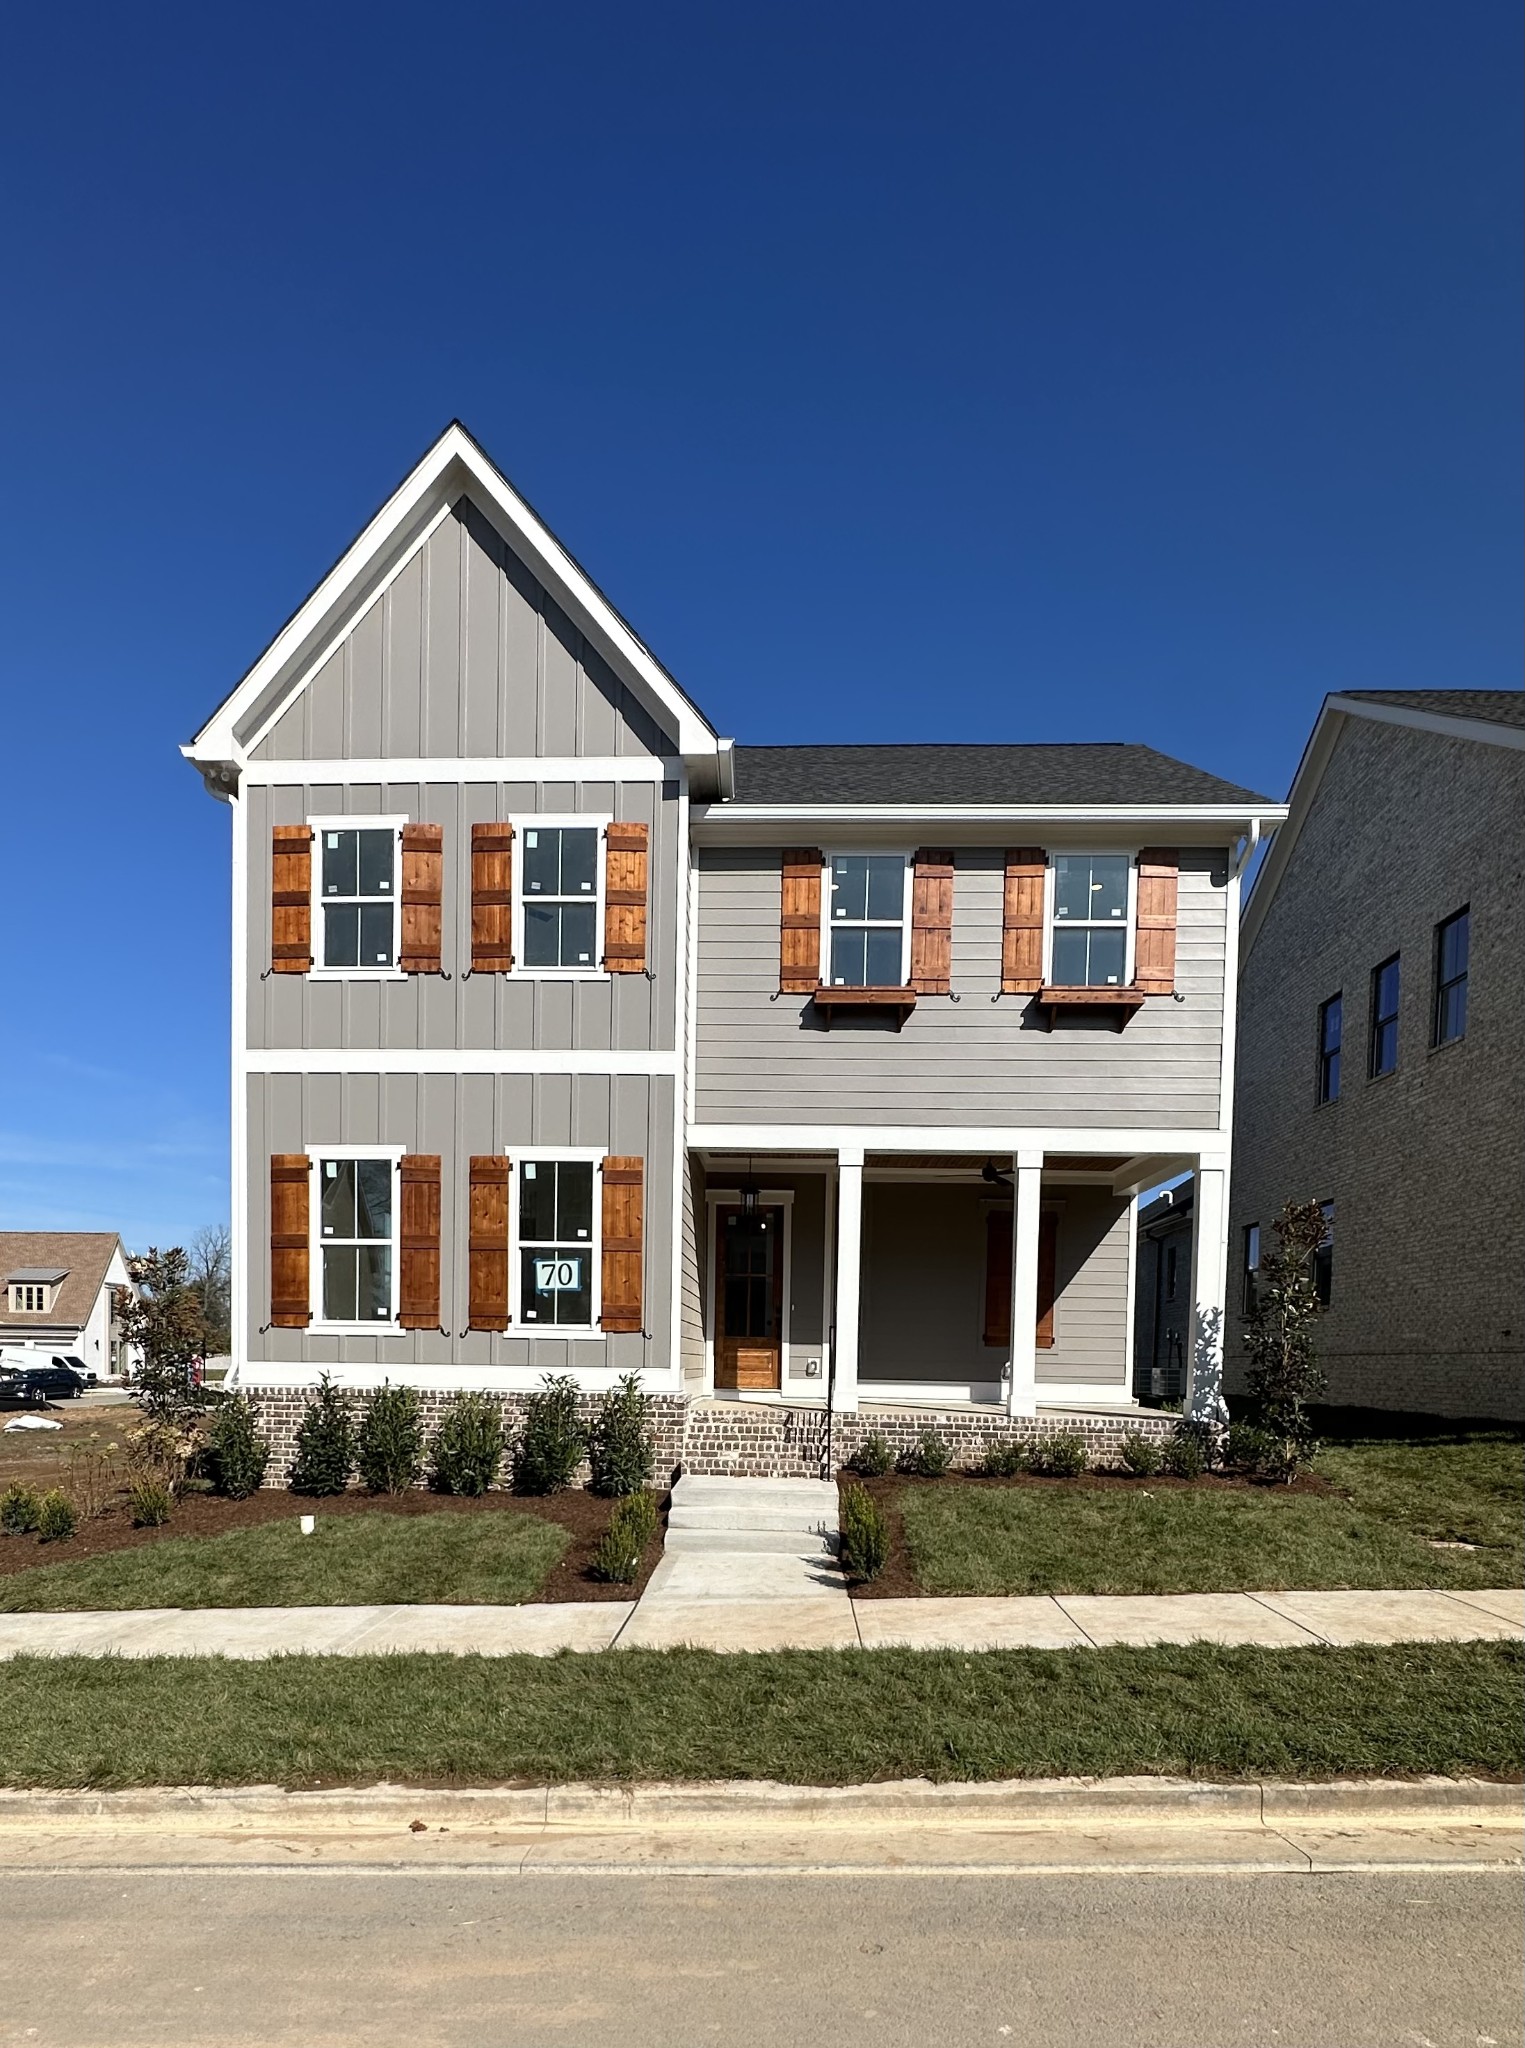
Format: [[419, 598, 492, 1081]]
[[1229, 690, 1525, 1421], [1133, 1177, 1193, 1406], [184, 421, 1285, 1478], [0, 1232, 133, 1380]]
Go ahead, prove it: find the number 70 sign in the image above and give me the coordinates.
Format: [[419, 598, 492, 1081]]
[[534, 1257, 583, 1292]]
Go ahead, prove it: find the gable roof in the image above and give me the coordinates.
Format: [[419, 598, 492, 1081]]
[[0, 1233, 127, 1335], [1242, 688, 1525, 954], [183, 421, 726, 793], [730, 743, 1272, 808]]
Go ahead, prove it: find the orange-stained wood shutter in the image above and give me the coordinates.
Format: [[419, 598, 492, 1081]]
[[779, 848, 824, 993], [600, 1156, 644, 1333], [910, 849, 955, 995], [983, 1210, 1012, 1346], [1134, 849, 1179, 995], [467, 1155, 510, 1332], [471, 823, 514, 973], [398, 1154, 442, 1331], [603, 821, 649, 973], [271, 827, 313, 974], [270, 1154, 311, 1328], [1036, 1210, 1059, 1350], [400, 823, 444, 974], [1001, 849, 1047, 994]]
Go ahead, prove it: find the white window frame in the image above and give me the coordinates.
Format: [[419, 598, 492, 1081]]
[[307, 815, 408, 981], [510, 814, 611, 980], [819, 849, 914, 989], [508, 1145, 606, 1331], [306, 1143, 404, 1335], [1043, 852, 1138, 989], [8, 1284, 53, 1314]]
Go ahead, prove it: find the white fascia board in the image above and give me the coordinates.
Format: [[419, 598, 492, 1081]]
[[185, 422, 726, 784], [687, 1124, 1231, 1158], [692, 802, 1286, 845]]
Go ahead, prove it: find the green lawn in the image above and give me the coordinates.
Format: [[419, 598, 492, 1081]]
[[896, 1433, 1524, 1597], [0, 1641, 1516, 1787], [0, 1510, 569, 1612]]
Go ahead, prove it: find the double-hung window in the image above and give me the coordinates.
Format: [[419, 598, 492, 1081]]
[[826, 854, 909, 987], [1369, 955, 1400, 1077], [515, 1156, 597, 1327], [520, 823, 601, 971], [1433, 908, 1469, 1046], [1317, 994, 1342, 1104], [1050, 854, 1131, 987], [316, 1154, 396, 1324], [317, 823, 399, 970], [1242, 1223, 1260, 1316]]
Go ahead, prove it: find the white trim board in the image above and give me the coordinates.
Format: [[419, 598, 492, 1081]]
[[688, 1124, 1231, 1157], [693, 803, 1286, 842], [243, 1050, 680, 1076], [241, 757, 679, 787]]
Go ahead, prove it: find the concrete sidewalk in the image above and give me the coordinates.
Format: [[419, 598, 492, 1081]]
[[0, 1585, 1517, 1660]]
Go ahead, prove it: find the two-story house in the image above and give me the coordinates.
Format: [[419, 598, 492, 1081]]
[[185, 423, 1285, 1477]]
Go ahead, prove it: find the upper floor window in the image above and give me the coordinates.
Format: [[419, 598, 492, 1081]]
[[518, 823, 602, 972], [1433, 908, 1469, 1046], [1369, 955, 1400, 1078], [1241, 1223, 1260, 1316], [1313, 1199, 1335, 1306], [1317, 994, 1342, 1104], [318, 824, 398, 971], [7, 1282, 54, 1314], [317, 1154, 396, 1325], [826, 854, 909, 987], [515, 1155, 597, 1327], [1050, 853, 1131, 988]]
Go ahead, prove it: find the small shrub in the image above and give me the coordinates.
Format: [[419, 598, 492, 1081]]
[[848, 1433, 893, 1478], [897, 1429, 951, 1479], [1162, 1424, 1208, 1480], [0, 1483, 40, 1536], [838, 1482, 890, 1581], [210, 1396, 270, 1499], [429, 1394, 506, 1497], [1033, 1431, 1088, 1478], [1223, 1421, 1273, 1472], [591, 1489, 659, 1583], [512, 1375, 585, 1495], [586, 1374, 655, 1497], [67, 1444, 119, 1520], [288, 1376, 356, 1496], [129, 1477, 174, 1528], [35, 1490, 77, 1543], [1119, 1431, 1162, 1477], [357, 1382, 424, 1495], [979, 1439, 1029, 1478]]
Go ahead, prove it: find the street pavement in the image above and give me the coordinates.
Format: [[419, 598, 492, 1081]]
[[0, 1866, 1517, 2045]]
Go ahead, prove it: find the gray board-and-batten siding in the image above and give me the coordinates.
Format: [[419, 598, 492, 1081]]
[[693, 846, 1229, 1130]]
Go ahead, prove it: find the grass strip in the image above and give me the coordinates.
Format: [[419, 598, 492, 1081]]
[[0, 1641, 1517, 1788], [0, 1511, 569, 1612]]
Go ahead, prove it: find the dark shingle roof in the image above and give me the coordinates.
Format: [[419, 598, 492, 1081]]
[[729, 744, 1271, 807], [1337, 689, 1525, 731]]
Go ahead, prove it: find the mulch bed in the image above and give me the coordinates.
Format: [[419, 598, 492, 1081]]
[[0, 1484, 670, 1603], [836, 1467, 1338, 1599]]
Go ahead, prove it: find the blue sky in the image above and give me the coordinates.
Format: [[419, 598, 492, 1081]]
[[0, 1, 1518, 1248]]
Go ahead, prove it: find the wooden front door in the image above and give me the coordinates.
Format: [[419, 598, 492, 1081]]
[[715, 1205, 784, 1390]]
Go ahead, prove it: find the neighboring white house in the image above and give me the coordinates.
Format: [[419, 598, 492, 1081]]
[[0, 1233, 133, 1380]]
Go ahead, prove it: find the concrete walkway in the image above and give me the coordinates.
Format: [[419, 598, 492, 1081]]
[[0, 1585, 1517, 1660]]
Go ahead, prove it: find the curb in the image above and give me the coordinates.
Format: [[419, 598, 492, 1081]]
[[0, 1775, 1518, 1833]]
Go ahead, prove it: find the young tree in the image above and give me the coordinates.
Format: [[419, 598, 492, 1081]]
[[118, 1247, 208, 1421], [187, 1224, 232, 1357], [1242, 1198, 1329, 1479]]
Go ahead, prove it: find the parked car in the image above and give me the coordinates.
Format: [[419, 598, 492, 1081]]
[[0, 1361, 87, 1404]]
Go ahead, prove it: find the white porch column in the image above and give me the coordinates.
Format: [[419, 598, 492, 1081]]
[[1006, 1150, 1045, 1419], [1184, 1157, 1230, 1424], [831, 1145, 865, 1415]]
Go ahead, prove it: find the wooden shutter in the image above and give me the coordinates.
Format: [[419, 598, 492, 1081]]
[[600, 1156, 644, 1333], [270, 1154, 311, 1328], [467, 1155, 510, 1332], [910, 849, 955, 995], [400, 823, 444, 974], [780, 848, 824, 993], [1001, 849, 1047, 994], [471, 823, 514, 973], [398, 1154, 441, 1331], [1037, 1210, 1059, 1349], [1134, 849, 1179, 995], [271, 827, 313, 974], [983, 1209, 1012, 1346], [603, 821, 649, 973]]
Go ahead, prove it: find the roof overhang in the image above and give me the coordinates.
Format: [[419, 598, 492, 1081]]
[[1241, 693, 1525, 957], [183, 422, 730, 800], [692, 802, 1286, 847]]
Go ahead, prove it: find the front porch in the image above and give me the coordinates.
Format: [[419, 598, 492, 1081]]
[[685, 1143, 1229, 1437]]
